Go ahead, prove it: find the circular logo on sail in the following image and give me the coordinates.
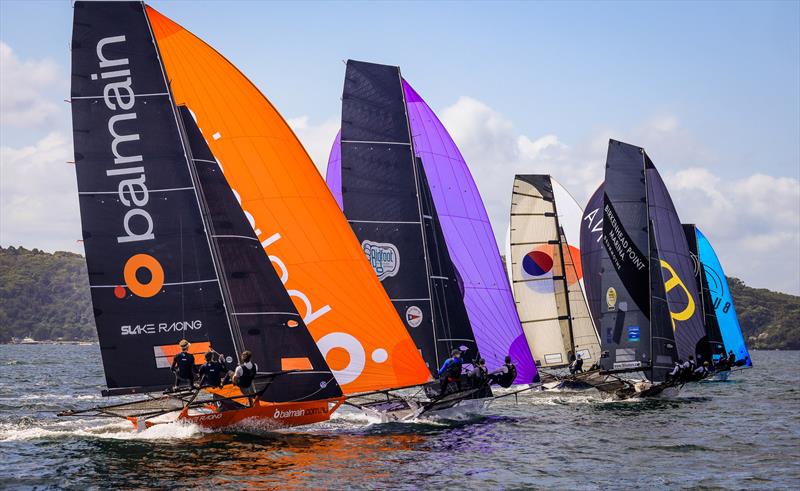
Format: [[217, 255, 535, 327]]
[[522, 249, 553, 276], [606, 287, 617, 310], [405, 306, 423, 328], [122, 253, 164, 298]]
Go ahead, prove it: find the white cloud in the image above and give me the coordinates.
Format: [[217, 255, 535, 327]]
[[0, 132, 82, 254], [0, 42, 65, 129], [287, 115, 339, 177]]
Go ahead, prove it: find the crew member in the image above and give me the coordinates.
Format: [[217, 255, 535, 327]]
[[569, 353, 584, 375], [727, 350, 736, 366], [693, 361, 710, 380], [688, 356, 697, 372], [232, 351, 258, 394], [171, 339, 196, 389], [666, 360, 682, 382], [489, 356, 517, 388], [198, 351, 226, 388], [437, 349, 464, 395], [468, 358, 489, 388]]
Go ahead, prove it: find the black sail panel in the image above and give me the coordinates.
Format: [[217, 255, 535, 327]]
[[70, 1, 235, 395], [599, 140, 653, 374], [340, 60, 438, 373], [177, 106, 342, 402], [682, 224, 725, 364], [649, 221, 678, 381], [580, 183, 604, 329], [646, 163, 706, 361], [417, 157, 480, 367]]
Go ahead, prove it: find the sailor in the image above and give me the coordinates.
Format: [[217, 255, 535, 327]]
[[569, 353, 584, 375], [171, 339, 197, 389], [666, 360, 681, 382], [437, 349, 464, 395], [693, 361, 710, 380], [727, 350, 736, 366], [198, 351, 226, 388], [688, 356, 697, 372], [489, 356, 517, 388], [232, 350, 258, 394], [468, 357, 489, 388]]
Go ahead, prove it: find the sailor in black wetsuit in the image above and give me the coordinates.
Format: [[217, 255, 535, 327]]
[[468, 357, 489, 387], [171, 339, 196, 389], [233, 350, 258, 394], [198, 351, 226, 388], [489, 356, 517, 388], [666, 360, 682, 382], [569, 354, 584, 375], [437, 349, 464, 396], [727, 350, 736, 367]]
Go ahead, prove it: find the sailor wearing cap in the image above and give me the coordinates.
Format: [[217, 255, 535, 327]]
[[171, 339, 197, 389]]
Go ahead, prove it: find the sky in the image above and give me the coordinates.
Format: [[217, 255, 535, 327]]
[[1, 0, 799, 294]]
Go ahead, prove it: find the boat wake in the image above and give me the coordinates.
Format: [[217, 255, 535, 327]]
[[0, 417, 206, 442]]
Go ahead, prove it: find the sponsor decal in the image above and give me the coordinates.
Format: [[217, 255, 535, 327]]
[[660, 260, 696, 330], [273, 408, 306, 419], [522, 249, 553, 276], [613, 361, 642, 370], [606, 287, 617, 310], [122, 319, 202, 336], [362, 240, 400, 281], [405, 306, 423, 328], [626, 325, 640, 342]]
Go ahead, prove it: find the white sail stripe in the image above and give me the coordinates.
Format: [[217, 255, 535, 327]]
[[391, 298, 431, 302], [521, 317, 562, 324], [91, 278, 218, 288], [79, 186, 194, 195], [231, 312, 300, 316], [348, 219, 421, 225], [191, 158, 218, 164], [211, 234, 260, 242], [430, 275, 449, 280], [71, 92, 169, 100], [341, 139, 411, 146]]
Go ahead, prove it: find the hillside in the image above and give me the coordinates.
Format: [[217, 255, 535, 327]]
[[1, 246, 798, 349]]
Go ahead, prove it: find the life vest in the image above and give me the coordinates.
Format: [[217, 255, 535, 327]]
[[173, 352, 195, 379], [236, 362, 257, 388], [446, 358, 463, 380], [200, 361, 224, 386]]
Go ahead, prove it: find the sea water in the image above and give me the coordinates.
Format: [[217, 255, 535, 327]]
[[1, 345, 798, 489]]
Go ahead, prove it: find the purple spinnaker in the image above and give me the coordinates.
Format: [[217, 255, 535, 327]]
[[325, 80, 537, 384]]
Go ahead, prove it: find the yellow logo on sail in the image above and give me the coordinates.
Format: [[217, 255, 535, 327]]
[[660, 260, 695, 331]]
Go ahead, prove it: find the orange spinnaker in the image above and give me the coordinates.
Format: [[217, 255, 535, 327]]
[[146, 6, 430, 394]]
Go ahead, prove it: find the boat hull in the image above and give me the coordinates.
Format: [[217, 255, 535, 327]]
[[177, 398, 344, 430]]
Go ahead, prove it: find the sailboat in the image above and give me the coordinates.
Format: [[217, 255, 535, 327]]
[[508, 175, 601, 389], [327, 69, 537, 386], [578, 140, 707, 399], [687, 225, 753, 379], [324, 60, 507, 420], [60, 1, 430, 429]]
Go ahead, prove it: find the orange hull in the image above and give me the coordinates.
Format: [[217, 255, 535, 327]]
[[178, 398, 344, 430]]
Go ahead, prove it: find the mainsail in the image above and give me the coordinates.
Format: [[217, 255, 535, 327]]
[[146, 6, 430, 394], [599, 140, 677, 381], [328, 78, 536, 383], [336, 60, 479, 374], [580, 184, 604, 329], [70, 1, 341, 402], [682, 224, 726, 364], [509, 175, 600, 368], [695, 227, 752, 366]]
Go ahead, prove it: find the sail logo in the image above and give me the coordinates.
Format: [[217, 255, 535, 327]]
[[583, 206, 603, 243], [660, 260, 696, 330], [405, 306, 423, 328], [361, 240, 400, 281]]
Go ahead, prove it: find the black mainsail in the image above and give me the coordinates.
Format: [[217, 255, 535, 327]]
[[339, 60, 478, 373], [71, 1, 340, 400]]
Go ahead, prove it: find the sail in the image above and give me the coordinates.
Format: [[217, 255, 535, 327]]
[[682, 224, 726, 364], [601, 140, 660, 378], [695, 227, 752, 366], [580, 184, 604, 330], [338, 60, 479, 373], [509, 175, 572, 368], [146, 6, 430, 394], [71, 1, 238, 395], [178, 106, 342, 401], [326, 79, 536, 383], [560, 228, 602, 364], [326, 130, 343, 209], [646, 163, 706, 361]]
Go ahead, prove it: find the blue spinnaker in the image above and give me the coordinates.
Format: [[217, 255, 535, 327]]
[[695, 228, 752, 367]]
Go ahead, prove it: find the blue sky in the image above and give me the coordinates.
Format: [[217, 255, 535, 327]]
[[1, 0, 799, 293]]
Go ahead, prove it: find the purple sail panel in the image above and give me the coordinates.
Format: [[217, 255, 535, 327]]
[[325, 130, 343, 209], [401, 80, 537, 383]]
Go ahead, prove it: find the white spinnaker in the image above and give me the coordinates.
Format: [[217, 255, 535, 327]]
[[510, 177, 571, 367]]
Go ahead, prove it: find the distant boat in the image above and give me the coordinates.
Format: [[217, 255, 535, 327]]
[[578, 140, 707, 398], [18, 337, 38, 345], [508, 175, 601, 388]]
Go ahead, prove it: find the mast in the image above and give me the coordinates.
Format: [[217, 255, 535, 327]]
[[550, 179, 577, 355]]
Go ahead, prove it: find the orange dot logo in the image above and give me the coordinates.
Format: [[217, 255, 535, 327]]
[[123, 254, 165, 298]]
